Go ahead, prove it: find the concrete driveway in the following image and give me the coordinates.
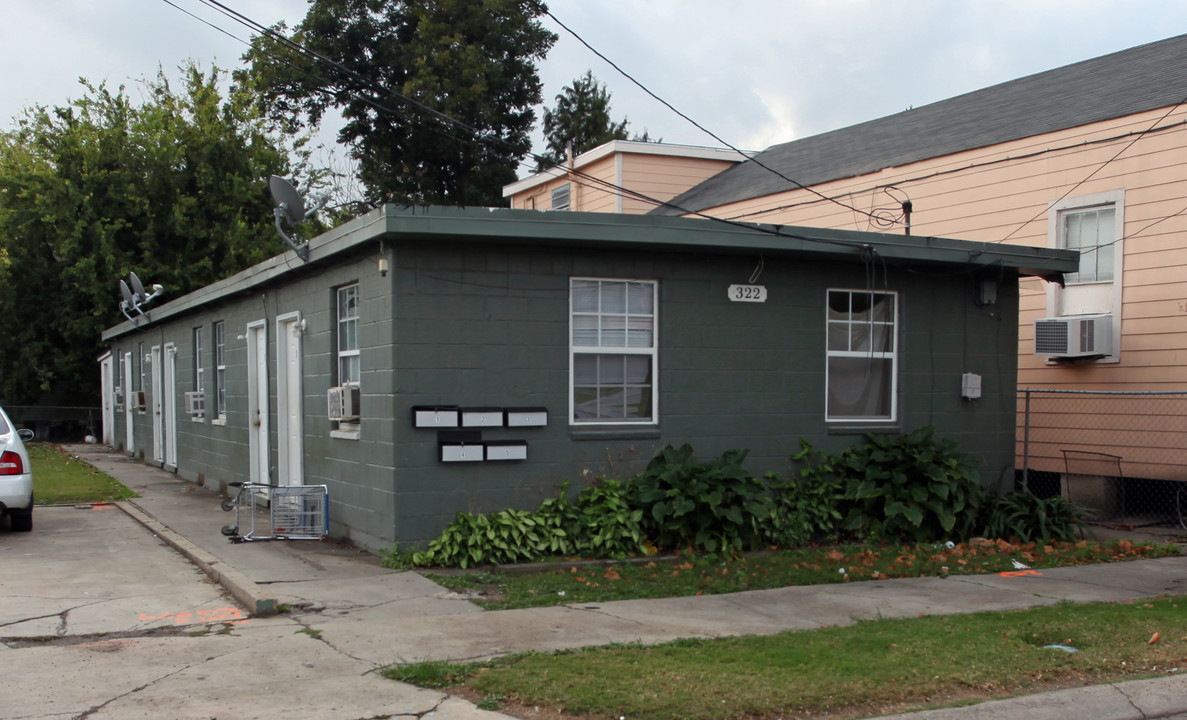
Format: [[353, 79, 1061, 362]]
[[0, 503, 504, 720]]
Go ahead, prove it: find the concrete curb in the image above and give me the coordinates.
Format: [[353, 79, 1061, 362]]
[[117, 500, 278, 616]]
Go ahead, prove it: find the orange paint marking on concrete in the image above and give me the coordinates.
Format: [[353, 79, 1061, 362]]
[[138, 607, 249, 626], [998, 569, 1043, 578]]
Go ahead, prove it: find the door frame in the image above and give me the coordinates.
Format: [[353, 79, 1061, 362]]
[[99, 352, 114, 446], [276, 312, 304, 487], [246, 320, 270, 486], [163, 343, 178, 469], [124, 352, 134, 455]]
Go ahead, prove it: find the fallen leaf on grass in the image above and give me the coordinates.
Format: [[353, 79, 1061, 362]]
[[1149, 632, 1161, 645]]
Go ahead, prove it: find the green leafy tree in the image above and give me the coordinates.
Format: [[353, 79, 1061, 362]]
[[239, 0, 556, 207], [0, 64, 310, 405], [537, 70, 655, 170]]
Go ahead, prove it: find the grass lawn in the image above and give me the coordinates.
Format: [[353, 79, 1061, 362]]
[[428, 538, 1182, 610], [29, 443, 136, 504], [387, 596, 1187, 720], [394, 539, 1184, 719]]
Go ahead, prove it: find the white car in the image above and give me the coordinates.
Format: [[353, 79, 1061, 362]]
[[0, 406, 34, 532]]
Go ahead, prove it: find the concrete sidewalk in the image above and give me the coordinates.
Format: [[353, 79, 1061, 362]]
[[69, 444, 1187, 719]]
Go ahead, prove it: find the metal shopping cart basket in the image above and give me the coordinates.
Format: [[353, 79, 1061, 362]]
[[220, 482, 329, 542]]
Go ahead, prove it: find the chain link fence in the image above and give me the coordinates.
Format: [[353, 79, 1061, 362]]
[[1016, 389, 1186, 529]]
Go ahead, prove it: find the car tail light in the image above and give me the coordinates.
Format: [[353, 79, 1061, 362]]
[[0, 451, 24, 475]]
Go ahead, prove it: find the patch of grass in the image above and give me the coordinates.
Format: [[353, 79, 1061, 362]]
[[296, 627, 322, 640], [428, 539, 1181, 610], [29, 443, 136, 505], [397, 597, 1186, 720], [383, 659, 474, 689]]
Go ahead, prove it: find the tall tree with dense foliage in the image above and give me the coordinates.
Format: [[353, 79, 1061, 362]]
[[0, 64, 309, 405], [537, 69, 642, 170], [239, 0, 556, 208]]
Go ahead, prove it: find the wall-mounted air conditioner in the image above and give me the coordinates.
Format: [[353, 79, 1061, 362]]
[[185, 391, 205, 415], [1034, 314, 1113, 358], [129, 390, 147, 410], [327, 386, 360, 422]]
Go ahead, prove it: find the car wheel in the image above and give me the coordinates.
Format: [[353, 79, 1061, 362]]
[[10, 508, 32, 532]]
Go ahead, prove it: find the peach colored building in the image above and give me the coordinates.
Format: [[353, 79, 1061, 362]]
[[649, 33, 1187, 502], [503, 140, 744, 214]]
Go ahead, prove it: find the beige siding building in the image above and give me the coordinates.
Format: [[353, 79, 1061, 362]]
[[650, 33, 1187, 503], [503, 140, 744, 214]]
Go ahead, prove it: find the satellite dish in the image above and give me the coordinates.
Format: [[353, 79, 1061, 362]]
[[269, 175, 307, 226], [119, 279, 135, 309], [129, 272, 147, 304], [268, 175, 314, 262]]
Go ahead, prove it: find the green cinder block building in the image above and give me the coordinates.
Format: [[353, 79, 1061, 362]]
[[100, 205, 1076, 551]]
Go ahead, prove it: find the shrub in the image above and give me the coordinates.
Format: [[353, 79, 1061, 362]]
[[765, 441, 847, 547], [629, 444, 773, 554], [834, 426, 985, 543], [411, 507, 571, 569], [980, 492, 1089, 543], [569, 479, 649, 559]]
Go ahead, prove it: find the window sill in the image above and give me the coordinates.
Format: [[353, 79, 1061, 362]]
[[570, 426, 662, 441], [331, 427, 360, 441], [827, 422, 901, 436], [211, 417, 227, 426]]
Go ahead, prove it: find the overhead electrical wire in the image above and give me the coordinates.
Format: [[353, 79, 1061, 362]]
[[543, 9, 888, 226], [158, 0, 883, 254]]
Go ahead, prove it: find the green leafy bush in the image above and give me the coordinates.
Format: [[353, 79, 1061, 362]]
[[765, 441, 847, 547], [411, 508, 570, 569], [980, 492, 1089, 543], [629, 444, 773, 554], [833, 426, 985, 543], [569, 479, 649, 559]]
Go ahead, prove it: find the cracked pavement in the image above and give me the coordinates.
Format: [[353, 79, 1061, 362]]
[[0, 504, 507, 720]]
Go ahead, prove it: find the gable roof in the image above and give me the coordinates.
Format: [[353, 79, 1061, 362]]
[[102, 205, 1076, 340], [652, 33, 1187, 216]]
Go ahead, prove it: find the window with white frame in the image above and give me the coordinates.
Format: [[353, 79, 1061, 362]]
[[213, 321, 226, 419], [337, 283, 360, 387], [551, 183, 571, 211], [193, 327, 204, 395], [826, 289, 897, 422], [570, 278, 657, 424], [1061, 204, 1116, 284]]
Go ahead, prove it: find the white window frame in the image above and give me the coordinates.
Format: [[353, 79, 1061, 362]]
[[333, 283, 361, 437], [191, 327, 205, 421], [551, 183, 571, 211], [1046, 189, 1124, 364], [569, 277, 658, 425], [213, 321, 227, 423], [825, 289, 898, 423]]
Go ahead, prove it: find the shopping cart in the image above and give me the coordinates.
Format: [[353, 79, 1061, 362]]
[[220, 482, 329, 542]]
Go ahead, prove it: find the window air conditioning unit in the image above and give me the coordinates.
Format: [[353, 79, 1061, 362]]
[[129, 390, 147, 410], [327, 386, 360, 422], [184, 391, 205, 415], [1034, 314, 1112, 358], [113, 387, 123, 406]]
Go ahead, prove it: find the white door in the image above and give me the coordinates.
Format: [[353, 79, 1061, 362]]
[[276, 312, 304, 486], [99, 353, 114, 446], [163, 343, 178, 468], [124, 352, 134, 455], [246, 320, 270, 485], [151, 345, 163, 464]]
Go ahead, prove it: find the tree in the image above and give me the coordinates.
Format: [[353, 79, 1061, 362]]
[[239, 0, 556, 208], [0, 64, 311, 405], [536, 70, 655, 170]]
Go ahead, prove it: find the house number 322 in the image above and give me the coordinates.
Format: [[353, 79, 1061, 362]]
[[727, 284, 767, 303]]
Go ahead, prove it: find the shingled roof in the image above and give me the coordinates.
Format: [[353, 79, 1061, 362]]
[[651, 33, 1187, 216]]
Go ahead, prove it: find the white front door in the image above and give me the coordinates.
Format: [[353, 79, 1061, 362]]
[[151, 345, 163, 464], [163, 343, 178, 468], [124, 352, 134, 455], [99, 353, 114, 446], [246, 320, 270, 485], [276, 312, 304, 486]]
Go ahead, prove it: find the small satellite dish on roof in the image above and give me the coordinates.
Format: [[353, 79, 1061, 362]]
[[269, 175, 327, 262], [116, 271, 164, 327]]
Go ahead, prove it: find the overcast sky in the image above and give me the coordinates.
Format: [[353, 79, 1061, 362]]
[[4, 1, 1187, 176]]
